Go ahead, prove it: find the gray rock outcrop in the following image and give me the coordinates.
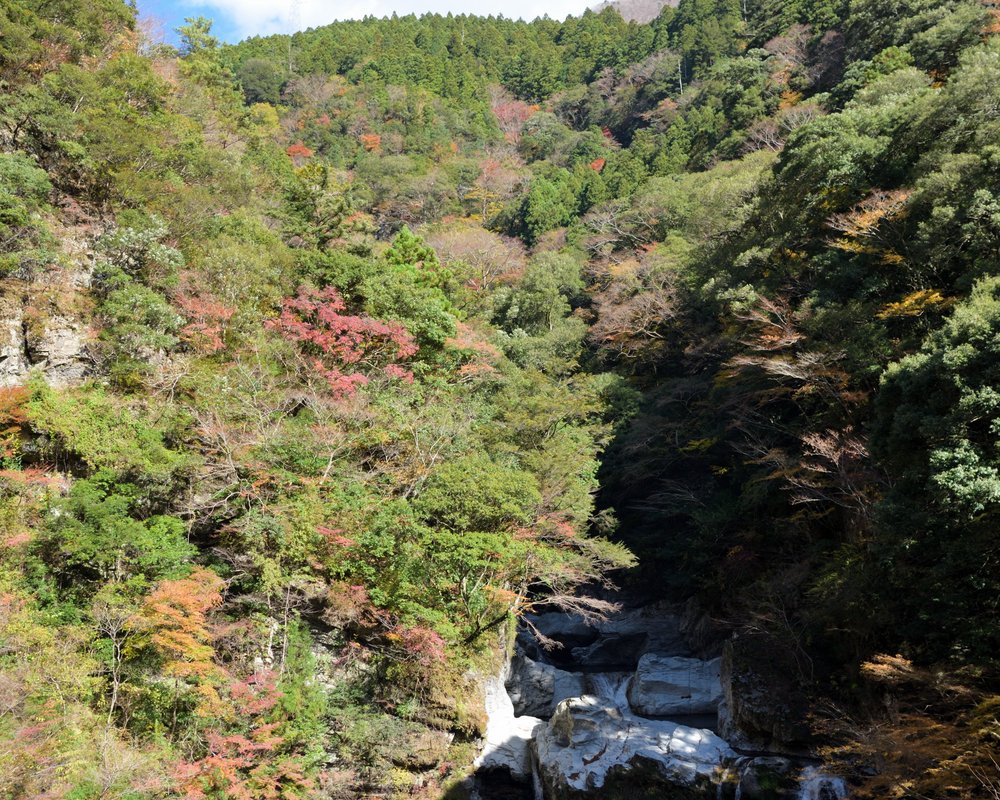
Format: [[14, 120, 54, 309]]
[[0, 296, 28, 386], [475, 672, 543, 780], [0, 228, 94, 389], [525, 602, 691, 671], [627, 654, 723, 717], [24, 314, 89, 386], [720, 634, 812, 749], [506, 655, 587, 718], [534, 695, 733, 797]]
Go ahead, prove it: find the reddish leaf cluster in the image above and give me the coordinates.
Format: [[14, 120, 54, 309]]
[[0, 386, 29, 459], [446, 322, 501, 382], [446, 322, 501, 360], [359, 132, 381, 152], [317, 525, 356, 548], [285, 142, 313, 163], [387, 624, 446, 666], [491, 97, 538, 143], [320, 586, 446, 667], [266, 285, 417, 398], [175, 291, 236, 353], [382, 363, 414, 383], [589, 157, 606, 172], [322, 582, 377, 629], [174, 671, 313, 800]]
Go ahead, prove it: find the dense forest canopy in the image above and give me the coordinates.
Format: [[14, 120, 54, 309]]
[[0, 0, 997, 797]]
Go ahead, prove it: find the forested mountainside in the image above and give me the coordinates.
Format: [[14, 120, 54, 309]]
[[0, 0, 998, 797]]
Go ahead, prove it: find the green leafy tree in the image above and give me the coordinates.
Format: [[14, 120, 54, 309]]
[[36, 472, 194, 593], [872, 277, 1000, 661], [237, 57, 286, 104], [0, 151, 51, 274]]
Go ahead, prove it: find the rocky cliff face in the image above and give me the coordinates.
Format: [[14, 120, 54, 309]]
[[0, 226, 95, 388], [627, 654, 723, 717], [720, 633, 813, 751]]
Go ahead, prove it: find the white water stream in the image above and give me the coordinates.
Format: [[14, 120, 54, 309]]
[[797, 766, 849, 800], [585, 671, 632, 709]]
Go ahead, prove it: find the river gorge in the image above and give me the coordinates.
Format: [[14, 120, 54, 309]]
[[470, 595, 849, 800]]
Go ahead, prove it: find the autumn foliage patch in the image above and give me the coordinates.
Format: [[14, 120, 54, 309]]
[[267, 285, 417, 397]]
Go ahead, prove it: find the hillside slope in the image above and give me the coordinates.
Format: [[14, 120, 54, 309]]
[[0, 0, 998, 798]]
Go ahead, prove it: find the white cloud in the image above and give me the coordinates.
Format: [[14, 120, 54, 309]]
[[186, 0, 587, 39]]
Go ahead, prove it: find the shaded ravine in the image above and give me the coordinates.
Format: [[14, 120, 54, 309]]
[[470, 598, 849, 800]]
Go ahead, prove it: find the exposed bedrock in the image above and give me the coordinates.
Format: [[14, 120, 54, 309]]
[[533, 694, 733, 798], [472, 599, 848, 800], [720, 633, 814, 751], [475, 667, 543, 782], [626, 654, 723, 717], [506, 655, 587, 719]]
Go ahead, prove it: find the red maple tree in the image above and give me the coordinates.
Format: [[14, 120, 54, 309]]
[[266, 285, 417, 397], [175, 291, 236, 353]]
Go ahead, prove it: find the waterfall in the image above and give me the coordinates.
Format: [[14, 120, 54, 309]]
[[531, 753, 545, 800], [797, 766, 848, 800], [586, 671, 631, 710]]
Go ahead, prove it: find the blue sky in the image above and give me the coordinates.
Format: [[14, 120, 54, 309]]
[[137, 0, 586, 44]]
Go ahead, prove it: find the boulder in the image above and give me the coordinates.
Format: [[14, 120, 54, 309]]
[[627, 655, 723, 717], [534, 695, 734, 798], [734, 756, 799, 800], [506, 655, 587, 718]]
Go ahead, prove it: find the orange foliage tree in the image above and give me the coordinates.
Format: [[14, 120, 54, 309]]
[[140, 567, 226, 719]]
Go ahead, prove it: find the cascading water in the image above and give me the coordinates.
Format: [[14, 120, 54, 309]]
[[585, 671, 631, 710], [797, 766, 849, 800], [530, 758, 544, 800]]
